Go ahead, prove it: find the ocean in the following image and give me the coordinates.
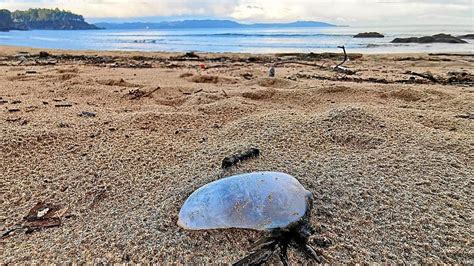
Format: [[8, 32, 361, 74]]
[[0, 25, 472, 53]]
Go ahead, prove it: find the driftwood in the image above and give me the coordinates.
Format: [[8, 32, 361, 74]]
[[429, 53, 474, 57], [334, 46, 356, 75], [128, 87, 161, 100], [274, 60, 326, 69], [335, 46, 348, 68], [405, 71, 439, 83]]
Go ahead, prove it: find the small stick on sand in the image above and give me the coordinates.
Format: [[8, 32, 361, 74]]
[[405, 71, 439, 83]]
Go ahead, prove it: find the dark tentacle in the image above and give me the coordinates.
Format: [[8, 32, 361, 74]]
[[250, 236, 278, 251], [233, 242, 277, 266], [290, 241, 323, 263], [278, 243, 289, 266]]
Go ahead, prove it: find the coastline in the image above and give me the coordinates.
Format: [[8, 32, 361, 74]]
[[1, 45, 473, 264], [1, 44, 473, 57]]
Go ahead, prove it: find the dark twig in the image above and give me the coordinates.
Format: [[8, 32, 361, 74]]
[[335, 46, 348, 68], [405, 71, 439, 83], [334, 46, 356, 75]]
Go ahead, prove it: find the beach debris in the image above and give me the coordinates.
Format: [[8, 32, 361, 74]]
[[447, 71, 473, 85], [23, 202, 68, 233], [99, 78, 141, 87], [25, 106, 37, 113], [79, 111, 96, 118], [269, 66, 275, 77], [334, 46, 356, 75], [38, 51, 50, 58], [221, 148, 260, 169], [171, 52, 201, 61], [454, 113, 473, 120], [178, 172, 325, 264], [6, 117, 21, 122], [8, 108, 20, 112], [241, 73, 254, 80], [185, 52, 199, 58], [55, 103, 73, 108], [11, 100, 21, 104], [428, 53, 474, 57], [405, 71, 439, 83], [247, 56, 259, 63], [1, 225, 25, 238], [126, 87, 160, 100]]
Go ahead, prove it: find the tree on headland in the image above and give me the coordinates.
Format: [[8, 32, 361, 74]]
[[0, 8, 99, 31], [0, 9, 13, 31]]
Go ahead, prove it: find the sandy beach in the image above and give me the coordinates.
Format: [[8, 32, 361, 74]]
[[1, 45, 473, 264]]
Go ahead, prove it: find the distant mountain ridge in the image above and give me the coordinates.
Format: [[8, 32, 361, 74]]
[[95, 20, 337, 30]]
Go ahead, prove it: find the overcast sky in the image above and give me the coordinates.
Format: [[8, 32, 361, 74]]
[[1, 0, 472, 25]]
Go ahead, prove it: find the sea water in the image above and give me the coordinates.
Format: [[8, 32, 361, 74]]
[[0, 25, 472, 53]]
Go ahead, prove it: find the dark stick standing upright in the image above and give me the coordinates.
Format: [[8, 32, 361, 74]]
[[335, 45, 348, 68]]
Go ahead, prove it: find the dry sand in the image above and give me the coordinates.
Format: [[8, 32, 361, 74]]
[[0, 46, 473, 264]]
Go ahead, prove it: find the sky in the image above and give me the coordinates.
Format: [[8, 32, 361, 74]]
[[0, 0, 472, 25]]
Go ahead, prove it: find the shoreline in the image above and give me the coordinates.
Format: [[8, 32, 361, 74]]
[[1, 44, 473, 58]]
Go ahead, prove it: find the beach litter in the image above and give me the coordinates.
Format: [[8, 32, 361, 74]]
[[2, 202, 68, 238], [269, 66, 275, 77], [54, 103, 73, 108], [79, 111, 96, 118], [178, 172, 327, 265], [126, 87, 160, 100], [221, 148, 260, 169], [454, 113, 473, 120], [23, 202, 68, 233], [334, 46, 356, 75]]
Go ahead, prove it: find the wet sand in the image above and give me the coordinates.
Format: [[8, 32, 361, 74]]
[[1, 46, 473, 264]]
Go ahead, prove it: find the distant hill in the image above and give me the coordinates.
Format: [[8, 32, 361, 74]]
[[95, 20, 337, 30], [0, 8, 99, 31]]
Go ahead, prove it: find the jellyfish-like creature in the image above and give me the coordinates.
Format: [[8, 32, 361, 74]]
[[178, 172, 324, 265]]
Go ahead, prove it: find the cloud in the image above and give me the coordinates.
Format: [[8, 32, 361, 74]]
[[0, 0, 472, 25]]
